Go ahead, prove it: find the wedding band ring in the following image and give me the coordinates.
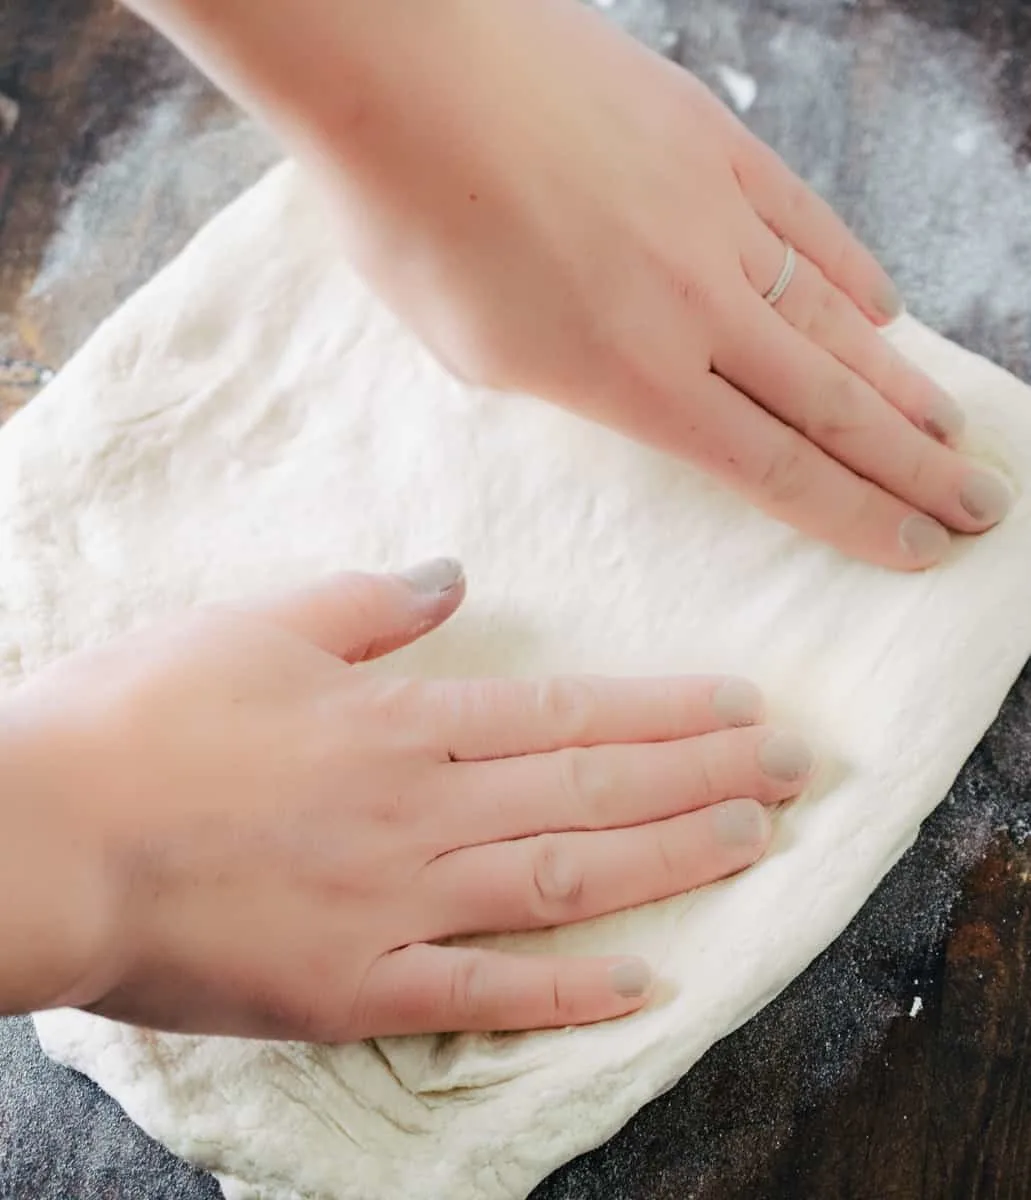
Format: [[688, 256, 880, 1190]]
[[763, 242, 796, 306]]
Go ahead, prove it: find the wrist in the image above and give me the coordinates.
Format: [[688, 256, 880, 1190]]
[[0, 689, 120, 1014]]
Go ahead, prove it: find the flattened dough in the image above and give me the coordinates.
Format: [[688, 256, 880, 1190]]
[[15, 163, 1031, 1199]]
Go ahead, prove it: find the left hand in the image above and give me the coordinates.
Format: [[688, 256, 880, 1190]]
[[1, 561, 809, 1039]]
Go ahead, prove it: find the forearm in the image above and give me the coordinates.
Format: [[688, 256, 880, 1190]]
[[122, 0, 477, 181], [121, 0, 557, 339]]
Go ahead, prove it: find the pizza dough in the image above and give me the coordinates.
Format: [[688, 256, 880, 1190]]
[[14, 162, 1031, 1199]]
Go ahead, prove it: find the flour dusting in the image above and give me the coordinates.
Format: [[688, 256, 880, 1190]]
[[0, 92, 19, 138], [12, 82, 275, 373], [676, 0, 1031, 376], [588, 0, 679, 53], [715, 64, 758, 113]]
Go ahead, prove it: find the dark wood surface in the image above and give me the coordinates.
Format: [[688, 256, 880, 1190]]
[[0, 0, 170, 414], [0, 2, 1029, 1198]]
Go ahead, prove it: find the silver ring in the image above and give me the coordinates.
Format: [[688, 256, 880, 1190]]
[[763, 242, 796, 306]]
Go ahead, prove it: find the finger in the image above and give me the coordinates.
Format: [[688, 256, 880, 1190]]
[[427, 796, 772, 938], [731, 132, 903, 325], [435, 726, 812, 847], [243, 558, 466, 662], [416, 674, 765, 763], [351, 944, 653, 1036], [741, 222, 966, 445], [671, 370, 950, 569], [713, 291, 1012, 535]]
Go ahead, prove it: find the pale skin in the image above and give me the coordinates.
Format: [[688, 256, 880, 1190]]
[[0, 0, 1009, 1039], [2, 562, 813, 1037]]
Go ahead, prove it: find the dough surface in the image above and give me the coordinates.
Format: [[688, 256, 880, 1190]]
[[14, 163, 1031, 1199]]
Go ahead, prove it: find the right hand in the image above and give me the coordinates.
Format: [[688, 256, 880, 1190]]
[[7, 559, 813, 1040], [125, 0, 1013, 569]]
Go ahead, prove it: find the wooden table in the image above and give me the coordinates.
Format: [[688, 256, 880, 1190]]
[[0, 2, 1028, 1197]]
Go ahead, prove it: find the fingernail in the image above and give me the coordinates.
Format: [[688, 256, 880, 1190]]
[[712, 678, 764, 727], [758, 731, 814, 782], [609, 959, 653, 999], [898, 514, 951, 564], [713, 797, 771, 849], [960, 469, 1013, 526], [399, 557, 465, 597], [875, 276, 905, 321], [924, 391, 966, 442]]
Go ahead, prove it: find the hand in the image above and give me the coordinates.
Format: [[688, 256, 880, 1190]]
[[6, 560, 813, 1040], [300, 0, 1011, 569]]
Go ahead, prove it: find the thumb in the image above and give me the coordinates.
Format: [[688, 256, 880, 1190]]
[[248, 557, 466, 662]]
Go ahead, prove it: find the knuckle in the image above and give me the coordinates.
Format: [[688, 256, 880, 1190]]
[[882, 355, 921, 410], [546, 973, 574, 1023], [853, 346, 896, 402], [530, 835, 585, 920], [647, 679, 692, 741], [671, 269, 712, 313], [652, 826, 678, 885], [885, 354, 943, 431], [428, 677, 507, 754], [471, 677, 521, 720], [555, 747, 616, 824], [904, 442, 933, 492], [798, 283, 840, 342], [368, 679, 434, 748], [350, 948, 432, 1035], [723, 796, 772, 855], [806, 374, 864, 443], [535, 678, 598, 744], [337, 574, 393, 634], [823, 233, 854, 287], [847, 482, 887, 539], [784, 179, 813, 222], [687, 747, 717, 800], [449, 954, 489, 1021], [756, 444, 812, 506]]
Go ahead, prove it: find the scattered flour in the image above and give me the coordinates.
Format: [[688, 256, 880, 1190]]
[[0, 92, 19, 138], [6, 80, 275, 378], [715, 64, 758, 113], [674, 0, 1031, 375], [588, 0, 679, 53]]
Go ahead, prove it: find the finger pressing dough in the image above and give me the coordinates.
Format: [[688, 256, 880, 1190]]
[[13, 163, 1031, 1199]]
